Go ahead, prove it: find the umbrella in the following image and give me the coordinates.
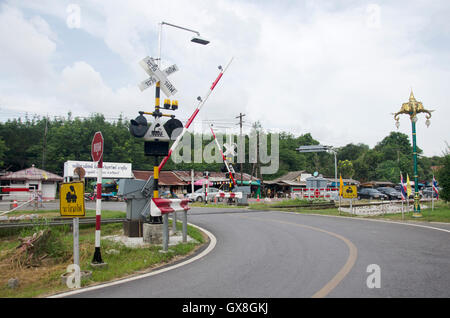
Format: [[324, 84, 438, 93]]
[[194, 178, 213, 186]]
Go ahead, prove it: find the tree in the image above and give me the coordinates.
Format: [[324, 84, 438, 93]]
[[353, 149, 382, 181], [338, 160, 355, 179], [437, 154, 450, 202], [337, 143, 369, 161], [374, 131, 413, 159], [375, 160, 401, 183], [0, 137, 8, 168], [0, 115, 446, 185]]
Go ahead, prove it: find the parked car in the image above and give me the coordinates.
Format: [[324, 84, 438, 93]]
[[422, 187, 440, 198], [186, 187, 220, 202], [357, 188, 388, 200], [377, 187, 403, 200]]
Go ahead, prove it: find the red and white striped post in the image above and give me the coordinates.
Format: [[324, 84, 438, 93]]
[[91, 132, 105, 265]]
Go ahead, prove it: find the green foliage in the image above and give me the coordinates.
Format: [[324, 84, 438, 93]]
[[0, 116, 444, 185], [338, 159, 355, 179], [0, 137, 7, 167], [437, 155, 450, 202], [337, 143, 369, 161]]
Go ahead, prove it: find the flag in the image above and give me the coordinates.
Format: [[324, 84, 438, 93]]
[[406, 173, 412, 197], [400, 174, 407, 201], [339, 174, 343, 197], [432, 175, 439, 200]]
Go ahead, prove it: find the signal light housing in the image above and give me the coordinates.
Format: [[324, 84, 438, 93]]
[[171, 100, 178, 110], [163, 99, 171, 109]]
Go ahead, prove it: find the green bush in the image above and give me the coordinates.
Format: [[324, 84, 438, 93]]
[[437, 154, 450, 202]]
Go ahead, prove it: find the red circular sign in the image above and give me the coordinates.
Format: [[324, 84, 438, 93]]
[[91, 131, 104, 162]]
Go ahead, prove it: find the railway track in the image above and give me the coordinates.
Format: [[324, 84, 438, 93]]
[[0, 217, 125, 229], [270, 203, 336, 209]]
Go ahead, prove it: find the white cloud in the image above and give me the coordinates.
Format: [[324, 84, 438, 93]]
[[0, 4, 56, 82]]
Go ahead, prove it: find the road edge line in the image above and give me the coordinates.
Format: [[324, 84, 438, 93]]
[[47, 222, 217, 298], [275, 211, 450, 233]]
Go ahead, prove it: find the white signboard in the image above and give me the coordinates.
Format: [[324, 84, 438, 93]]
[[64, 161, 133, 179], [139, 56, 178, 96]]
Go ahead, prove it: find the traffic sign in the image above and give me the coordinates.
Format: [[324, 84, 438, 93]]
[[342, 185, 357, 199], [91, 131, 103, 162], [139, 56, 178, 96], [60, 182, 85, 217], [138, 64, 179, 92]]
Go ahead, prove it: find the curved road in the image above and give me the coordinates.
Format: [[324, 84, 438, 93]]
[[63, 207, 450, 298]]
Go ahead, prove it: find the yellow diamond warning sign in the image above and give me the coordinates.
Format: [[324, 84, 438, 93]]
[[60, 182, 85, 217]]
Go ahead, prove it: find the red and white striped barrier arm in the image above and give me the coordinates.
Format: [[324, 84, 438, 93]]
[[0, 187, 30, 192], [216, 192, 243, 199], [158, 57, 234, 172], [210, 125, 237, 186], [150, 198, 190, 217]]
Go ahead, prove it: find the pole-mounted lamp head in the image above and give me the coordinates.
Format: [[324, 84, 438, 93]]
[[191, 35, 210, 45]]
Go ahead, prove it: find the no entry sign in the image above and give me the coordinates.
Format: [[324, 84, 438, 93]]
[[91, 131, 104, 162]]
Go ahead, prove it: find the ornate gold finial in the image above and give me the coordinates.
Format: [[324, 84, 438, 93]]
[[409, 89, 416, 102], [394, 91, 433, 126]]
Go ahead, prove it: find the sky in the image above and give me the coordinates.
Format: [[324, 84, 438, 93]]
[[0, 0, 449, 157]]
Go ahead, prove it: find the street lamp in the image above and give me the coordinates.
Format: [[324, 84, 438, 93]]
[[154, 21, 209, 111], [158, 21, 209, 67], [296, 145, 338, 189], [393, 90, 434, 217]]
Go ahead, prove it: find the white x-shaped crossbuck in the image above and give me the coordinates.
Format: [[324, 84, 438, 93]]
[[139, 56, 178, 97]]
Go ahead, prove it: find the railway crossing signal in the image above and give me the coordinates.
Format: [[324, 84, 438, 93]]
[[139, 56, 178, 97]]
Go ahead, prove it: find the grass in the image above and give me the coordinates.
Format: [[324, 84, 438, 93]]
[[0, 219, 206, 298], [248, 198, 450, 223], [365, 200, 450, 223]]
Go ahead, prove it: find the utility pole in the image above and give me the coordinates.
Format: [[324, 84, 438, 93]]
[[235, 113, 245, 186], [41, 116, 48, 170]]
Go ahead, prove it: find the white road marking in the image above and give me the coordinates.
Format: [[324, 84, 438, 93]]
[[48, 222, 216, 298]]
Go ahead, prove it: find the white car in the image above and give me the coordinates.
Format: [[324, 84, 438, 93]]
[[186, 187, 219, 202]]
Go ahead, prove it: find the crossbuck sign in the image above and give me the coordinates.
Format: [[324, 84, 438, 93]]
[[139, 56, 178, 96]]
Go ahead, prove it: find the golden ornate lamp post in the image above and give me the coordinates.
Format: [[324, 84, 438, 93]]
[[393, 91, 433, 217]]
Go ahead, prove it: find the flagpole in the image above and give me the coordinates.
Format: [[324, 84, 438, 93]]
[[401, 200, 404, 220], [339, 195, 341, 215], [432, 190, 434, 211], [407, 196, 409, 214], [338, 175, 343, 215], [431, 177, 434, 222]]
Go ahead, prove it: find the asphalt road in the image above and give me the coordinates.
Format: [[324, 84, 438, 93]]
[[61, 207, 450, 298]]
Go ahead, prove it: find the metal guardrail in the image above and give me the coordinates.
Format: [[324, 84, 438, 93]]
[[0, 217, 125, 229]]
